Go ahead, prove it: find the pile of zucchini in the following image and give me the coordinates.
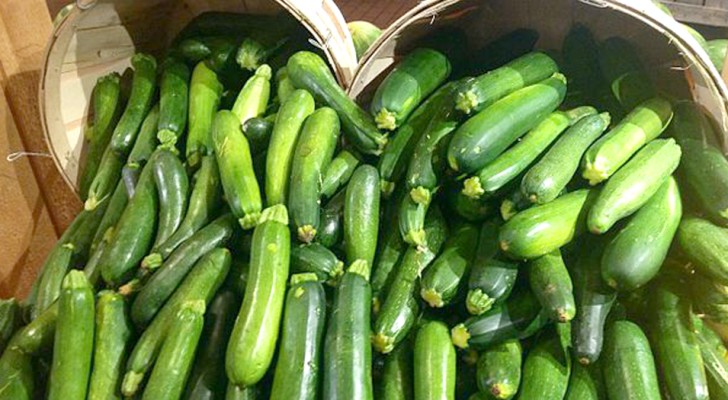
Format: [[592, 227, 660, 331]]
[[2, 13, 728, 400]]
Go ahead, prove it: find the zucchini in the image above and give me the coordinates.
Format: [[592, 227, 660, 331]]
[[521, 112, 610, 204], [122, 248, 230, 397], [213, 109, 262, 229], [84, 146, 125, 211], [132, 213, 235, 327], [270, 273, 327, 400], [151, 149, 189, 248], [232, 64, 271, 126], [141, 300, 205, 400], [0, 299, 20, 354], [265, 89, 315, 205], [348, 21, 382, 59], [157, 58, 190, 147], [695, 317, 728, 399], [447, 74, 567, 174], [377, 339, 414, 400], [371, 201, 407, 312], [519, 324, 571, 400], [708, 39, 728, 71], [236, 37, 287, 71], [446, 186, 494, 222], [571, 236, 616, 365], [88, 290, 134, 400], [226, 205, 290, 387], [90, 179, 129, 253], [291, 243, 344, 285], [648, 278, 709, 400], [345, 165, 381, 266], [500, 186, 532, 222], [276, 67, 296, 105], [466, 220, 518, 315], [370, 48, 451, 131], [500, 189, 597, 259], [602, 320, 661, 400], [692, 272, 728, 324], [564, 362, 606, 400], [322, 150, 360, 199], [187, 62, 223, 169], [244, 116, 274, 155], [288, 107, 340, 243], [582, 97, 673, 185], [475, 339, 522, 400], [323, 260, 373, 400], [455, 52, 558, 115], [420, 223, 479, 308], [33, 244, 74, 320], [463, 107, 596, 199], [528, 249, 575, 322], [184, 289, 239, 400], [120, 103, 160, 195], [318, 188, 346, 249], [598, 37, 655, 110], [398, 182, 430, 248], [176, 37, 212, 63], [0, 348, 34, 400], [678, 217, 728, 285], [287, 51, 387, 155], [588, 138, 681, 234], [601, 177, 682, 290], [405, 114, 459, 204], [110, 53, 157, 155], [373, 206, 447, 353], [48, 271, 95, 400], [414, 321, 457, 400], [6, 302, 58, 356]]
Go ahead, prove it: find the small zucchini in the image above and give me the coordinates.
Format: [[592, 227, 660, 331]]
[[157, 58, 190, 147], [602, 320, 661, 400], [231, 64, 272, 126], [244, 116, 274, 155], [322, 150, 361, 199], [414, 321, 457, 400], [317, 189, 346, 249], [345, 165, 381, 266], [475, 339, 522, 400], [151, 149, 189, 248], [291, 243, 344, 285], [110, 53, 157, 155], [528, 250, 575, 322], [187, 62, 223, 169]]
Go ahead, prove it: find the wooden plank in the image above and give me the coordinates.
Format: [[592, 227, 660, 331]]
[[705, 0, 728, 7], [662, 1, 728, 26], [673, 0, 705, 5]]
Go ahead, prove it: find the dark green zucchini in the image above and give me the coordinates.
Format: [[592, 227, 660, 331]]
[[187, 62, 223, 169], [157, 58, 190, 147], [371, 199, 407, 313], [345, 165, 381, 266], [414, 321, 457, 400], [291, 243, 344, 285], [0, 347, 35, 400], [244, 116, 274, 155], [110, 53, 157, 155], [475, 339, 522, 399], [528, 249, 575, 322], [236, 37, 287, 71], [398, 188, 429, 248], [322, 150, 360, 199], [446, 187, 494, 222], [85, 146, 125, 211], [377, 339, 414, 400], [602, 320, 661, 400], [0, 299, 20, 355], [465, 29, 539, 75], [151, 148, 189, 248], [6, 302, 58, 356], [678, 217, 728, 286], [317, 189, 346, 249]]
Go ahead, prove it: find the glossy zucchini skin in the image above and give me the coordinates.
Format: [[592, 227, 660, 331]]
[[157, 58, 190, 147], [345, 165, 381, 266], [564, 362, 606, 400], [370, 48, 451, 131], [187, 62, 223, 169], [317, 189, 346, 249], [528, 250, 576, 322], [678, 217, 728, 285], [518, 324, 571, 400], [602, 320, 661, 400], [413, 321, 457, 400], [447, 74, 567, 174], [151, 149, 189, 248], [475, 339, 522, 400], [231, 64, 272, 126], [110, 53, 157, 155], [322, 150, 361, 199], [291, 243, 344, 285], [377, 339, 414, 400]]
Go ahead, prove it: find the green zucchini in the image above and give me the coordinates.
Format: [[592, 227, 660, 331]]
[[648, 278, 709, 400], [348, 21, 382, 59], [455, 52, 558, 115], [323, 260, 373, 400], [144, 155, 222, 269], [99, 161, 159, 285], [276, 67, 296, 104], [500, 187, 531, 222], [582, 97, 673, 185], [345, 165, 381, 266], [521, 112, 610, 204], [371, 202, 407, 312], [588, 138, 681, 234], [564, 362, 606, 400], [420, 223, 479, 308], [463, 107, 596, 199], [88, 291, 134, 400], [288, 107, 340, 243], [226, 205, 290, 387], [110, 53, 157, 155], [467, 220, 518, 316], [447, 74, 567, 174], [236, 37, 287, 71], [0, 299, 20, 355], [121, 103, 159, 194], [187, 62, 223, 169], [476, 339, 522, 400], [48, 271, 95, 400], [213, 109, 262, 229], [122, 248, 230, 397], [270, 273, 327, 400], [528, 249, 575, 322], [85, 146, 125, 211], [244, 116, 274, 155], [519, 324, 571, 400], [287, 51, 387, 155], [377, 339, 414, 400], [602, 320, 660, 400], [370, 48, 451, 131], [6, 302, 58, 356], [414, 321, 457, 400], [500, 189, 597, 259], [141, 300, 205, 400], [405, 116, 459, 204], [695, 317, 728, 400], [571, 236, 616, 365], [322, 150, 360, 199], [291, 243, 344, 285], [184, 289, 239, 400], [398, 187, 429, 248], [0, 348, 34, 400], [373, 206, 448, 353], [33, 244, 74, 320], [151, 149, 189, 248], [601, 177, 681, 290], [176, 37, 212, 63], [692, 272, 728, 324], [678, 217, 728, 285], [708, 39, 728, 71], [265, 89, 315, 205], [132, 213, 235, 326], [598, 37, 655, 110], [318, 188, 346, 249], [232, 64, 271, 126], [90, 179, 129, 253], [157, 58, 190, 147]]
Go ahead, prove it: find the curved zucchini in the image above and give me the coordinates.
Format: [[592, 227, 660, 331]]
[[287, 51, 387, 155], [518, 324, 571, 400], [528, 249, 575, 322], [405, 117, 459, 204], [601, 177, 681, 290], [602, 320, 661, 400], [370, 48, 451, 131], [500, 189, 597, 259], [467, 220, 518, 315], [414, 321, 457, 400], [678, 217, 728, 285], [582, 97, 673, 185], [84, 146, 125, 211], [345, 165, 381, 266], [6, 302, 58, 356], [475, 339, 522, 400], [110, 53, 157, 155], [291, 243, 344, 285], [187, 62, 223, 169], [447, 73, 567, 174], [265, 89, 315, 205], [588, 138, 681, 234], [288, 107, 340, 243], [226, 205, 290, 387], [231, 64, 272, 126], [213, 110, 262, 229], [270, 273, 327, 400], [322, 150, 360, 199], [157, 58, 190, 147], [33, 244, 75, 320], [151, 149, 189, 248], [124, 103, 160, 172], [521, 112, 610, 204], [317, 189, 346, 249]]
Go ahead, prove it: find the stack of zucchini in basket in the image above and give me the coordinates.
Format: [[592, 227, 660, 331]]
[[3, 13, 728, 400]]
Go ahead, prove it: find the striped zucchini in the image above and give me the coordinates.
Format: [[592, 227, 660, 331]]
[[231, 64, 272, 126], [187, 62, 223, 169]]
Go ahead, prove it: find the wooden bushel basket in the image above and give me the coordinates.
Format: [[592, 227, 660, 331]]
[[39, 0, 359, 194]]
